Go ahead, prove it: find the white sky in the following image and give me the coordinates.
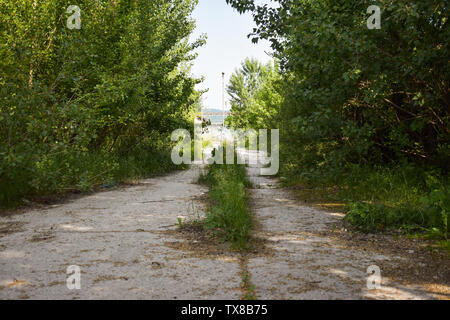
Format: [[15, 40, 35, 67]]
[[190, 0, 273, 110]]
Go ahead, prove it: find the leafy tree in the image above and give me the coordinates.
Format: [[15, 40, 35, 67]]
[[0, 0, 205, 206], [226, 0, 449, 169], [226, 0, 449, 234], [226, 58, 281, 129]]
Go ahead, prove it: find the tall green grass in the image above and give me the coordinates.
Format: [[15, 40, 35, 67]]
[[0, 146, 181, 208], [282, 163, 449, 239], [200, 161, 252, 249]]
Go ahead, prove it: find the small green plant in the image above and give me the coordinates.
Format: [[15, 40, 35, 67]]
[[245, 284, 257, 300], [241, 272, 257, 300]]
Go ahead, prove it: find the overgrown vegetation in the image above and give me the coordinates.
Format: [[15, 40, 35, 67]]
[[199, 154, 252, 249], [0, 0, 204, 207], [226, 58, 281, 130], [226, 0, 449, 238], [289, 164, 449, 238]]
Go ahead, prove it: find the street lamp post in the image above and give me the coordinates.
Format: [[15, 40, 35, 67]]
[[221, 72, 225, 142]]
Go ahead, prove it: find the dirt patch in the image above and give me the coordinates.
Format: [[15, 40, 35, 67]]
[[0, 221, 26, 237], [29, 229, 56, 242], [92, 275, 130, 284], [320, 227, 450, 298], [163, 220, 274, 300], [162, 225, 238, 259], [6, 279, 30, 288]]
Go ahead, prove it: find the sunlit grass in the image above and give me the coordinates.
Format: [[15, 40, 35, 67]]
[[200, 158, 252, 250], [282, 164, 449, 239]]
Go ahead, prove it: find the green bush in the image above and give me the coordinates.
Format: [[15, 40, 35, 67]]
[[281, 162, 449, 238], [225, 0, 449, 237], [0, 0, 203, 207], [344, 200, 448, 236], [0, 145, 179, 207]]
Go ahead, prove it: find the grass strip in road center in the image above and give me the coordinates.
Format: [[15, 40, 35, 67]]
[[199, 157, 252, 250]]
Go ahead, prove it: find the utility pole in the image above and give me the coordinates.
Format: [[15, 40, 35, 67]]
[[221, 72, 225, 142]]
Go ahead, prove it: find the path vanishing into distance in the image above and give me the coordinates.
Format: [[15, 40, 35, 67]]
[[244, 150, 449, 299], [0, 150, 449, 299]]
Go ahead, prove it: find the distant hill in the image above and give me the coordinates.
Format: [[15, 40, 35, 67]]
[[201, 108, 229, 124], [202, 108, 225, 113]]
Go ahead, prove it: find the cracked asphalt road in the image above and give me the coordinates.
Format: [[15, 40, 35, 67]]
[[0, 153, 448, 299], [0, 167, 241, 299]]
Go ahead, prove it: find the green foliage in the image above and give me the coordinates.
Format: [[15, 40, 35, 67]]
[[0, 0, 204, 207], [283, 161, 450, 237], [241, 271, 257, 300], [344, 200, 448, 236], [226, 0, 449, 236], [201, 158, 252, 250], [228, 0, 449, 169], [226, 58, 281, 130]]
